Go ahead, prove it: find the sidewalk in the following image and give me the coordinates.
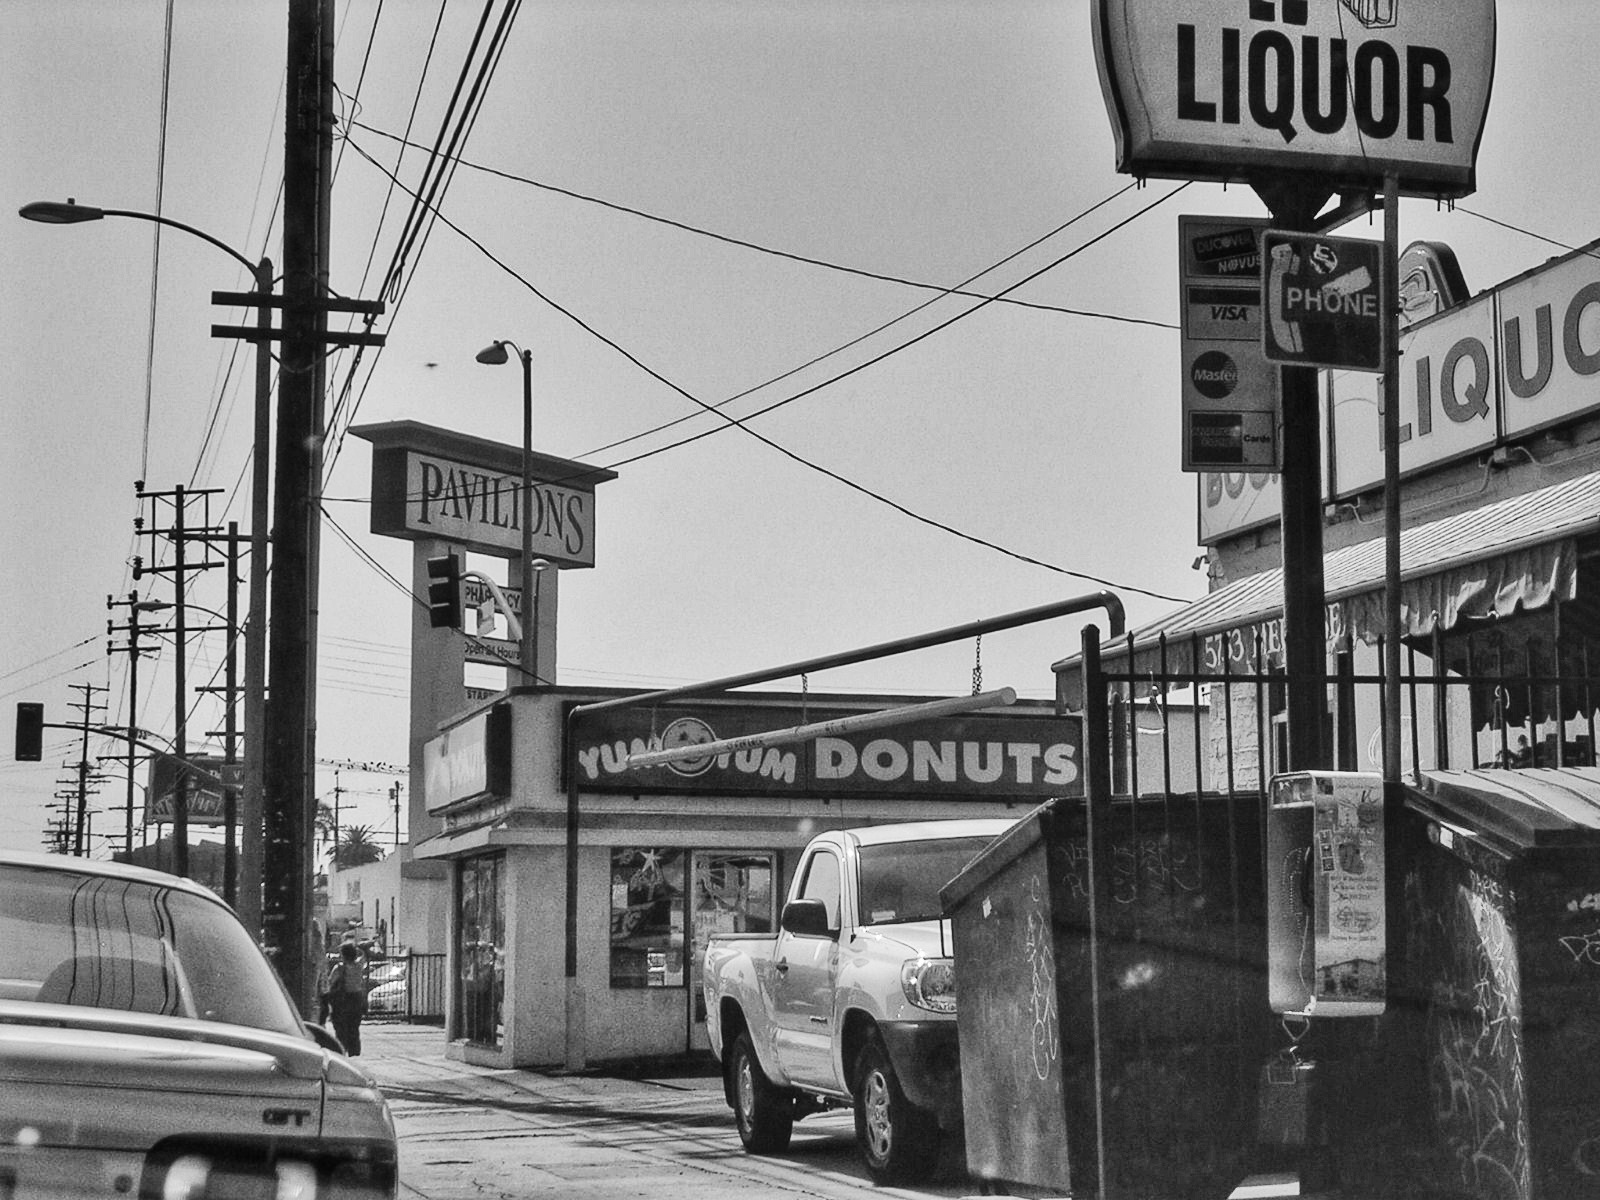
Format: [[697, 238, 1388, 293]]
[[357, 1021, 722, 1103], [352, 1023, 893, 1200]]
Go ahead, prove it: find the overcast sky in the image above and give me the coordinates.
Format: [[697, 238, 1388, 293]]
[[3, 1, 1596, 857]]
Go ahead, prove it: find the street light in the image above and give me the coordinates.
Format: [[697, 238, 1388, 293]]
[[475, 339, 540, 684], [21, 197, 272, 935]]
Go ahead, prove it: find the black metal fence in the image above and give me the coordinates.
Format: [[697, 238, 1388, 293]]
[[1089, 621, 1600, 797], [365, 951, 447, 1025]]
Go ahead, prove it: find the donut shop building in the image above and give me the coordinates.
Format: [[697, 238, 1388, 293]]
[[413, 686, 1082, 1070]]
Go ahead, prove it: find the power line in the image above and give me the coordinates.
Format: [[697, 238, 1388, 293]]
[[326, 158, 1194, 602], [350, 122, 1179, 332], [1453, 205, 1596, 258], [0, 636, 100, 685]]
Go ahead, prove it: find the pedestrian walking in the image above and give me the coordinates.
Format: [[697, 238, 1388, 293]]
[[323, 941, 369, 1056]]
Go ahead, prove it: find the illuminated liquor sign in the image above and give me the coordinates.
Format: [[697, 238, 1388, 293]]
[[1331, 237, 1600, 497], [1093, 0, 1496, 198]]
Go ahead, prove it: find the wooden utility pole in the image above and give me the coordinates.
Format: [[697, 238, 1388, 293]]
[[107, 591, 155, 856], [65, 682, 108, 856], [267, 0, 335, 1013], [264, 0, 382, 1010], [196, 524, 245, 905], [134, 483, 225, 876]]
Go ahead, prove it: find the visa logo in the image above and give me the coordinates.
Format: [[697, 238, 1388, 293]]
[[1209, 305, 1252, 321]]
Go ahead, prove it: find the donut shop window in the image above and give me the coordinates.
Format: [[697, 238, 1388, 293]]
[[610, 848, 686, 988]]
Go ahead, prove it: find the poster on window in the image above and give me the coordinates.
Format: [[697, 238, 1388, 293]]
[[610, 848, 685, 988]]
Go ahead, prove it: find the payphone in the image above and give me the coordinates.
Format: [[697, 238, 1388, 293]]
[[1266, 771, 1387, 1017]]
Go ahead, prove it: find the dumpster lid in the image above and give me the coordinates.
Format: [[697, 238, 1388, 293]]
[[939, 798, 1055, 914], [1406, 767, 1600, 854]]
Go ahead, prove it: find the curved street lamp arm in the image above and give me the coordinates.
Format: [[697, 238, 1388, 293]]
[[99, 208, 259, 275], [19, 199, 259, 275]]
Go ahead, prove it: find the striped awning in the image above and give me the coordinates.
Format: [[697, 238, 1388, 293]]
[[1055, 470, 1600, 697]]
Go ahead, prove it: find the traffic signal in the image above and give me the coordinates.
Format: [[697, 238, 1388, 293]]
[[425, 552, 464, 629], [15, 702, 44, 761]]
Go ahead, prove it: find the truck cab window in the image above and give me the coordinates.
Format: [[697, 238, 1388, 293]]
[[794, 851, 842, 931]]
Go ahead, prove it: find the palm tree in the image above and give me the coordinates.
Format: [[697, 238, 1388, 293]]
[[330, 824, 384, 869], [314, 801, 337, 854]]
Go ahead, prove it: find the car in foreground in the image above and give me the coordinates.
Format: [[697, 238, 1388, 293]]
[[0, 850, 397, 1200]]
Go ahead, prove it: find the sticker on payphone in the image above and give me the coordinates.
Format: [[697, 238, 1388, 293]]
[[1267, 772, 1386, 1017]]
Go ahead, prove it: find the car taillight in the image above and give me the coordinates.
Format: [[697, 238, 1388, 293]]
[[144, 1140, 395, 1200]]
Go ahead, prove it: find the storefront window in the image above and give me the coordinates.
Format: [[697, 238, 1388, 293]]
[[690, 852, 775, 1020], [610, 848, 778, 1001], [610, 848, 686, 988], [456, 853, 504, 1046]]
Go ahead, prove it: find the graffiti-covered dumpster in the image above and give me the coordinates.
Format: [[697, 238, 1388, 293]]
[[1378, 768, 1600, 1200], [941, 793, 1269, 1198]]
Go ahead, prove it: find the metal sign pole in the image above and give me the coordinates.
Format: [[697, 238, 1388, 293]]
[[1381, 175, 1403, 784]]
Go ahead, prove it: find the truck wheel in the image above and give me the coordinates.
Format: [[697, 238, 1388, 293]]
[[853, 1035, 939, 1184], [730, 1032, 793, 1154]]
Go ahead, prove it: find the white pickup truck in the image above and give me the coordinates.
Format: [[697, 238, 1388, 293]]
[[702, 818, 1015, 1183]]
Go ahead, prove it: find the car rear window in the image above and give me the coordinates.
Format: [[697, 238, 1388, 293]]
[[0, 864, 304, 1038]]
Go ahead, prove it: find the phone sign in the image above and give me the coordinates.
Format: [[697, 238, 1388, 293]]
[[1262, 231, 1387, 371]]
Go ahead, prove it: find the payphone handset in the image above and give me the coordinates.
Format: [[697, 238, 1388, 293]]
[[1266, 771, 1387, 1017]]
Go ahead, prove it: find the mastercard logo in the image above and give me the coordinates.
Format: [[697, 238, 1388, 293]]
[[1191, 350, 1240, 400]]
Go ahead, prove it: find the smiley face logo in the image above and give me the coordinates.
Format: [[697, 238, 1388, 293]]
[[658, 717, 718, 777]]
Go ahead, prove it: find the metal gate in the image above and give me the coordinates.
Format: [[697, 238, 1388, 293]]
[[364, 951, 446, 1025]]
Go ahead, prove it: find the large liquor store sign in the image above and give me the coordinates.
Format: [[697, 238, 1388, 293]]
[[1094, 0, 1496, 199]]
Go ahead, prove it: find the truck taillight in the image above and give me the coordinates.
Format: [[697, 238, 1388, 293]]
[[901, 958, 956, 1013]]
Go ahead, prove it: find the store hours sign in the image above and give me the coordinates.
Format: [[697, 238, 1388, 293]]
[[1093, 0, 1496, 198]]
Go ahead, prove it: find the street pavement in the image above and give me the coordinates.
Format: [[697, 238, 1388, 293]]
[[358, 1026, 1356, 1200], [358, 1023, 979, 1200]]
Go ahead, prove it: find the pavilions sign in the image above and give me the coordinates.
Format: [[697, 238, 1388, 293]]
[[1093, 0, 1496, 198], [372, 447, 597, 566], [353, 420, 614, 569]]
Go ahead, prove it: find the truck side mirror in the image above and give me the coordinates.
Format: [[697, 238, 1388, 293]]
[[781, 898, 836, 939]]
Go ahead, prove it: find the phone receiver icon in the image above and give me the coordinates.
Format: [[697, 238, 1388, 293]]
[[1267, 242, 1304, 355]]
